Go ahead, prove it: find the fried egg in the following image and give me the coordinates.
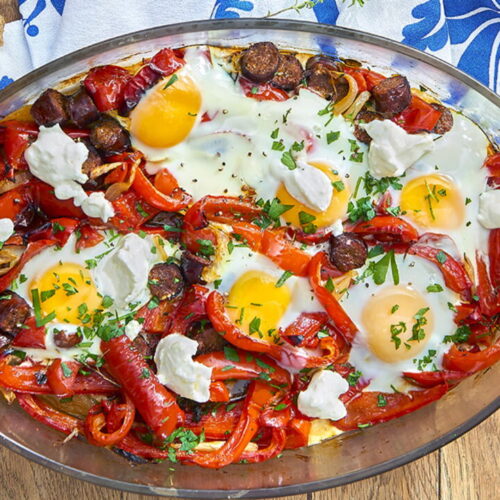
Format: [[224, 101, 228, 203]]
[[341, 253, 460, 392]]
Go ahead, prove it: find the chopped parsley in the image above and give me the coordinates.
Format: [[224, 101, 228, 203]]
[[444, 325, 472, 344], [276, 270, 294, 288]]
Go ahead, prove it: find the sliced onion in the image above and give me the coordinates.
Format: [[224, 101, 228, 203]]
[[344, 90, 371, 120], [0, 245, 24, 276], [332, 74, 358, 115], [89, 162, 122, 179], [104, 159, 139, 202], [0, 171, 31, 195]]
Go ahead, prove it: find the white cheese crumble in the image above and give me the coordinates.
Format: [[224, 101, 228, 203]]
[[362, 120, 434, 178], [25, 124, 115, 222], [283, 160, 333, 212], [298, 370, 349, 420], [124, 320, 143, 341], [0, 218, 14, 243], [94, 233, 154, 310], [154, 333, 213, 403], [478, 190, 500, 229]]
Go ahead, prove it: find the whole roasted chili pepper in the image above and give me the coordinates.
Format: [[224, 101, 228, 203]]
[[351, 215, 419, 243], [443, 341, 500, 374]]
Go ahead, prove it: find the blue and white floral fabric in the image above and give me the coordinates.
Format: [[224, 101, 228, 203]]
[[1, 0, 499, 93]]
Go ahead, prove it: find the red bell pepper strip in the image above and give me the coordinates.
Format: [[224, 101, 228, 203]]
[[119, 48, 185, 116], [408, 244, 472, 296], [84, 393, 135, 447], [392, 95, 442, 133], [343, 67, 385, 92], [185, 401, 243, 439], [108, 191, 160, 232], [403, 370, 468, 388], [476, 251, 500, 316], [83, 65, 132, 112], [239, 78, 289, 101], [166, 284, 208, 336], [488, 229, 500, 288], [351, 215, 419, 243], [484, 152, 500, 176], [281, 312, 329, 348], [335, 384, 448, 431], [33, 180, 86, 219], [136, 299, 176, 334], [0, 121, 37, 172], [132, 167, 191, 212], [196, 350, 291, 387], [178, 381, 275, 468], [75, 223, 105, 251], [11, 317, 46, 349], [0, 239, 55, 292], [443, 341, 500, 373], [28, 217, 79, 247], [102, 334, 184, 440], [0, 183, 33, 223], [239, 428, 287, 463], [309, 252, 358, 342], [116, 433, 170, 460], [16, 393, 82, 435], [154, 168, 180, 195], [284, 417, 311, 449], [46, 359, 80, 397], [209, 381, 231, 402], [206, 290, 339, 370]]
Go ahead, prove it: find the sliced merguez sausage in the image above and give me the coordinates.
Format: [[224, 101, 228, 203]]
[[329, 232, 368, 273], [305, 56, 345, 101], [431, 103, 454, 135], [271, 54, 304, 90], [144, 212, 184, 242], [132, 333, 160, 360], [148, 263, 184, 301], [187, 321, 228, 356], [180, 251, 210, 285], [371, 75, 412, 116], [53, 329, 81, 348], [240, 42, 280, 83], [353, 110, 382, 144], [67, 88, 100, 127], [0, 291, 31, 336], [89, 115, 131, 156], [30, 89, 69, 126]]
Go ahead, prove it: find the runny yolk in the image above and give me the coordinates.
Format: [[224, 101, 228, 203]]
[[400, 174, 464, 229], [30, 263, 102, 325], [362, 285, 433, 362], [226, 270, 291, 341], [276, 162, 350, 229]]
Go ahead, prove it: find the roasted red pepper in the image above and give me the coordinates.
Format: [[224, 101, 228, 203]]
[[75, 223, 105, 250], [0, 183, 33, 223], [11, 317, 46, 349], [476, 251, 500, 316], [0, 121, 37, 172], [309, 252, 358, 342], [83, 65, 132, 112], [403, 370, 468, 388], [209, 381, 231, 402], [132, 167, 191, 212], [102, 334, 184, 440], [284, 417, 311, 449], [351, 215, 419, 243], [165, 284, 208, 336], [239, 78, 289, 101], [443, 341, 500, 374], [33, 180, 85, 219], [392, 95, 442, 133], [343, 67, 385, 92], [84, 393, 135, 447], [46, 359, 80, 397], [335, 384, 448, 431], [239, 428, 287, 463], [27, 217, 79, 246], [108, 191, 160, 231], [488, 229, 500, 288]]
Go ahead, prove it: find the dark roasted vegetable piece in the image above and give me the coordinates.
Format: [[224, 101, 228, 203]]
[[144, 211, 183, 241], [0, 291, 31, 336], [148, 263, 184, 301], [89, 115, 131, 156], [132, 333, 160, 360], [329, 232, 368, 272], [187, 321, 228, 355], [180, 251, 209, 285], [30, 89, 69, 126], [371, 75, 412, 116], [431, 103, 454, 135], [67, 88, 99, 127], [271, 54, 304, 90], [240, 42, 280, 83], [53, 329, 81, 348]]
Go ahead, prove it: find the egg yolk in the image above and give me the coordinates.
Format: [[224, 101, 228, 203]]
[[227, 271, 291, 341], [400, 174, 464, 229], [361, 285, 433, 362], [130, 71, 201, 148], [276, 162, 350, 228], [30, 263, 102, 325]]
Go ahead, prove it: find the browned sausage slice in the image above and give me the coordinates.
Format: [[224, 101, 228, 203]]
[[305, 56, 346, 101], [353, 110, 382, 144], [271, 54, 304, 90], [30, 89, 69, 126], [53, 328, 81, 348], [67, 88, 99, 127], [431, 103, 454, 135], [240, 42, 280, 83], [0, 291, 31, 336], [180, 252, 209, 285], [148, 263, 184, 301], [187, 322, 228, 356], [89, 115, 131, 156], [329, 232, 368, 272], [371, 76, 412, 116]]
